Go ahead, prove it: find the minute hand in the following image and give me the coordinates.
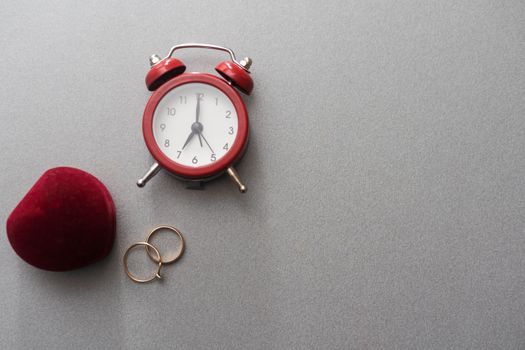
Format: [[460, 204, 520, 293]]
[[195, 94, 201, 123]]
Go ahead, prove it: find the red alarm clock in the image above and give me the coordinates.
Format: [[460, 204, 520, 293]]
[[137, 43, 253, 193]]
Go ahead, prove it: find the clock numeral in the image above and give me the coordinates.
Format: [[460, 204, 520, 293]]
[[160, 123, 166, 131], [223, 143, 229, 151], [176, 150, 182, 159], [164, 139, 170, 147], [166, 107, 176, 116], [179, 96, 187, 104], [228, 127, 234, 135], [225, 110, 231, 118], [211, 154, 216, 162], [192, 156, 198, 164], [215, 97, 218, 105]]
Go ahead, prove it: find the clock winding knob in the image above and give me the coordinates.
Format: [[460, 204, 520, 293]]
[[239, 57, 252, 70], [149, 54, 162, 67]]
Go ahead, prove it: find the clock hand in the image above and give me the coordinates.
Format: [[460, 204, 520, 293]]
[[193, 95, 204, 147], [182, 132, 194, 150], [195, 93, 201, 123], [183, 120, 205, 150], [200, 132, 215, 154]]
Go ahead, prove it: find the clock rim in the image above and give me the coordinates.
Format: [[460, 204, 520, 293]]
[[143, 72, 249, 180]]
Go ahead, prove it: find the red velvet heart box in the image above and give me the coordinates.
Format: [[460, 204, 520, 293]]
[[6, 167, 116, 271]]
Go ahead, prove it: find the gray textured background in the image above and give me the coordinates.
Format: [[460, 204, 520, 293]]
[[1, 1, 524, 349]]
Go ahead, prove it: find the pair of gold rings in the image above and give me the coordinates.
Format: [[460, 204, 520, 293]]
[[123, 226, 185, 283]]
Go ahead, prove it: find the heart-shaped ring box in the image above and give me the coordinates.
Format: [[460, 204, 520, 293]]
[[6, 167, 116, 271]]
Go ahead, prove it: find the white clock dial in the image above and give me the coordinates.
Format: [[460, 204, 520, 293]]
[[152, 83, 238, 167]]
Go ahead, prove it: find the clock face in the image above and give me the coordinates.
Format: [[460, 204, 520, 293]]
[[152, 82, 239, 168]]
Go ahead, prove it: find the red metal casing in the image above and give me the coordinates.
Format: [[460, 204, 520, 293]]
[[145, 58, 186, 91], [142, 73, 249, 180], [215, 60, 254, 95]]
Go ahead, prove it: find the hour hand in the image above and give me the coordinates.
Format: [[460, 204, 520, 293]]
[[182, 132, 194, 150]]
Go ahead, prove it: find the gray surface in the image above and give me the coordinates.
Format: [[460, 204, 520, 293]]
[[1, 1, 524, 349]]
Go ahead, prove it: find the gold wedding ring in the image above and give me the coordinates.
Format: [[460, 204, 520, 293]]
[[145, 225, 185, 264], [123, 226, 185, 283], [123, 242, 163, 283]]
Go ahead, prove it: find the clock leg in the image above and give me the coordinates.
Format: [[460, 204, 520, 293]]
[[226, 167, 247, 193], [137, 162, 161, 188]]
